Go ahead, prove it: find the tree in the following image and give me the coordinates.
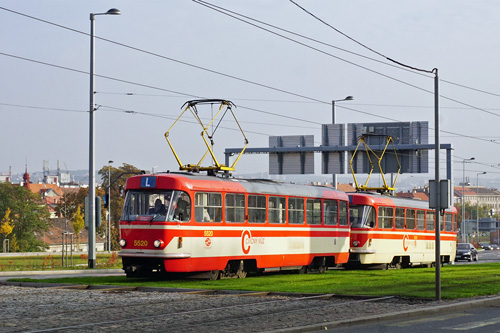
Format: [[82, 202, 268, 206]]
[[0, 183, 50, 252], [98, 163, 143, 250], [72, 206, 85, 249], [0, 208, 14, 248]]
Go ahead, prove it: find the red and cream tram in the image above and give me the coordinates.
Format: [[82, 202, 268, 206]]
[[118, 172, 351, 278], [347, 192, 457, 269]]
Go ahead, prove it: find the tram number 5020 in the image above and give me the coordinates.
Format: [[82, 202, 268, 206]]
[[204, 230, 213, 237]]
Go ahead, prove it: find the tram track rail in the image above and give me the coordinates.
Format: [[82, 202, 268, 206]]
[[0, 283, 417, 332], [25, 295, 396, 333]]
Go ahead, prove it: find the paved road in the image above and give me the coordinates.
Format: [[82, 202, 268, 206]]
[[333, 305, 500, 332], [455, 249, 500, 265]]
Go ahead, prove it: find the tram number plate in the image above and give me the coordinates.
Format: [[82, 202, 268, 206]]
[[134, 240, 148, 247], [204, 230, 213, 237]]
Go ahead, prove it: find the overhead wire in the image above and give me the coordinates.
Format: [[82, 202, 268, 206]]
[[1, 6, 500, 170], [288, 0, 434, 74], [3, 6, 500, 123], [193, 1, 500, 121]]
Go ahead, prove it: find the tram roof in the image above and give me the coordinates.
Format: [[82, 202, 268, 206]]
[[349, 192, 457, 212], [125, 172, 348, 201]]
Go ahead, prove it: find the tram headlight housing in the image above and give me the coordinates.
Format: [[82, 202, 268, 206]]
[[153, 239, 164, 248], [119, 239, 127, 247], [352, 240, 360, 247]]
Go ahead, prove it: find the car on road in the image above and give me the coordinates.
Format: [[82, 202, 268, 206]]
[[490, 244, 500, 250], [456, 243, 478, 262], [479, 242, 494, 250]]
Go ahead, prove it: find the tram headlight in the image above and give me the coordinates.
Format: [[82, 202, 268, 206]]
[[119, 239, 127, 247], [153, 239, 164, 248], [352, 240, 360, 247]]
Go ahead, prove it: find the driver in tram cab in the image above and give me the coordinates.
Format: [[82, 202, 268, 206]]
[[149, 198, 167, 215]]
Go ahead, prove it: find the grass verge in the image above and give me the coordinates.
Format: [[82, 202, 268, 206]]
[[0, 252, 121, 270], [9, 263, 500, 299]]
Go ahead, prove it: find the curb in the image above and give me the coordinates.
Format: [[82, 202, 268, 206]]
[[0, 269, 123, 277]]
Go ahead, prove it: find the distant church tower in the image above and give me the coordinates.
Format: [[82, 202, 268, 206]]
[[23, 164, 30, 189]]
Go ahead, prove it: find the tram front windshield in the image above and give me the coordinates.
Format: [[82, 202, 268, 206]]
[[349, 205, 375, 228], [121, 190, 191, 222]]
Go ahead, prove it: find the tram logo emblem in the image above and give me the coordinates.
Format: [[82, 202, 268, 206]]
[[403, 234, 417, 252], [241, 230, 265, 254], [205, 237, 212, 248]]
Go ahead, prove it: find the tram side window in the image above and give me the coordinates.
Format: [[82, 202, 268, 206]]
[[406, 209, 416, 230], [444, 213, 452, 231], [339, 201, 348, 226], [453, 213, 457, 231], [248, 194, 266, 223], [288, 197, 305, 224], [395, 207, 405, 229], [225, 193, 245, 223], [378, 207, 394, 229], [306, 199, 322, 225], [195, 192, 222, 223], [416, 210, 426, 230], [426, 211, 435, 231], [173, 192, 191, 222], [323, 200, 338, 225], [269, 196, 286, 224]]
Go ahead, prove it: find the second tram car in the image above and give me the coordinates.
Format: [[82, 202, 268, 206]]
[[347, 192, 457, 269], [118, 172, 351, 278]]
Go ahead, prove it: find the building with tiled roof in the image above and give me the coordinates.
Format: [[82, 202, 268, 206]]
[[454, 186, 500, 209], [395, 186, 429, 201], [38, 218, 104, 252], [336, 182, 357, 193]]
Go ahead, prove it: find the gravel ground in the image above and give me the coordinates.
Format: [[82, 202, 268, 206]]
[[0, 284, 480, 333]]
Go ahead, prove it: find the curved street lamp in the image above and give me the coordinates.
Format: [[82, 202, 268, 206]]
[[88, 8, 121, 268], [461, 157, 475, 241], [331, 96, 354, 189]]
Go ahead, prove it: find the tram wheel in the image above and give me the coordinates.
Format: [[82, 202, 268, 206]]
[[208, 270, 220, 280], [318, 265, 326, 274], [236, 269, 247, 279], [298, 266, 308, 274]]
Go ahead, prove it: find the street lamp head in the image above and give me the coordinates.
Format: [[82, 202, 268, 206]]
[[344, 96, 354, 101], [106, 8, 121, 15], [109, 160, 114, 164]]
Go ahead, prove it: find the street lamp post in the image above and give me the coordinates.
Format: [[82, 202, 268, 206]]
[[88, 8, 121, 268], [108, 160, 113, 252], [476, 171, 487, 244], [331, 96, 354, 189], [461, 157, 475, 242]]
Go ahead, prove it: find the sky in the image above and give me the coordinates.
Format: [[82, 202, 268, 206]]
[[1, 0, 500, 189]]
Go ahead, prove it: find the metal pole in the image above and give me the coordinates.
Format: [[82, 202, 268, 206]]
[[433, 69, 441, 301], [61, 233, 65, 267], [461, 157, 474, 242], [71, 233, 74, 267], [330, 96, 353, 190], [88, 13, 97, 268], [108, 161, 113, 252], [88, 9, 120, 268], [476, 172, 486, 244], [462, 161, 465, 242], [332, 100, 337, 189], [476, 174, 479, 244]]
